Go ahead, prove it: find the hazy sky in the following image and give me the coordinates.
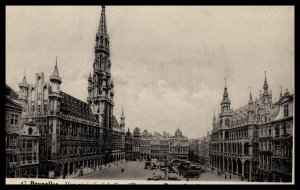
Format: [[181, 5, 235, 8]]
[[6, 6, 294, 139]]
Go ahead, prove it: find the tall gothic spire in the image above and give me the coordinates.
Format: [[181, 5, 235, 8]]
[[98, 5, 108, 36]]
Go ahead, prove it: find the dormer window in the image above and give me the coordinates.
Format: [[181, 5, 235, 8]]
[[28, 127, 33, 135]]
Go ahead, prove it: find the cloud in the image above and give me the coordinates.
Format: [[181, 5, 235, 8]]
[[6, 6, 294, 139], [116, 79, 219, 138]]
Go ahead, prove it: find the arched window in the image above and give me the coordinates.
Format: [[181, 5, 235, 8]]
[[28, 127, 33, 135], [100, 37, 104, 46], [244, 143, 249, 155], [225, 118, 230, 127], [282, 124, 287, 136], [225, 131, 229, 139]]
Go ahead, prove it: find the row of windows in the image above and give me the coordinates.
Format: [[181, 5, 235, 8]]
[[58, 124, 101, 138], [259, 154, 272, 166], [6, 137, 38, 151], [210, 143, 250, 155], [259, 141, 272, 151], [274, 142, 291, 157], [59, 145, 102, 156], [22, 139, 38, 149], [9, 152, 38, 164], [21, 152, 38, 164], [31, 103, 48, 113]]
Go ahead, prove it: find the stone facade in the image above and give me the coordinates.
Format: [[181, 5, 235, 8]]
[[209, 73, 293, 182], [169, 129, 189, 161], [258, 90, 293, 182], [132, 127, 141, 159], [5, 94, 23, 178], [125, 129, 189, 161], [140, 130, 151, 160], [14, 6, 125, 178], [125, 128, 133, 160]]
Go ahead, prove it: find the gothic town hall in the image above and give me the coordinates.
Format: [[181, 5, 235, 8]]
[[5, 6, 125, 178]]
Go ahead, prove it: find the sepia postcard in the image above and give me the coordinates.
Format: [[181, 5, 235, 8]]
[[5, 5, 294, 185]]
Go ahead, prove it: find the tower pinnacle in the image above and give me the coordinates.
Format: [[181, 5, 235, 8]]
[[50, 57, 62, 84], [98, 5, 108, 37], [263, 70, 269, 89], [263, 70, 269, 97], [19, 70, 28, 88], [121, 106, 125, 119], [222, 77, 230, 102], [213, 109, 216, 124], [249, 86, 252, 102]]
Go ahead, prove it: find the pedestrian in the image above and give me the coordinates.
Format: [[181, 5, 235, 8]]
[[230, 173, 232, 179], [94, 166, 96, 171], [121, 168, 124, 173], [241, 176, 244, 181]]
